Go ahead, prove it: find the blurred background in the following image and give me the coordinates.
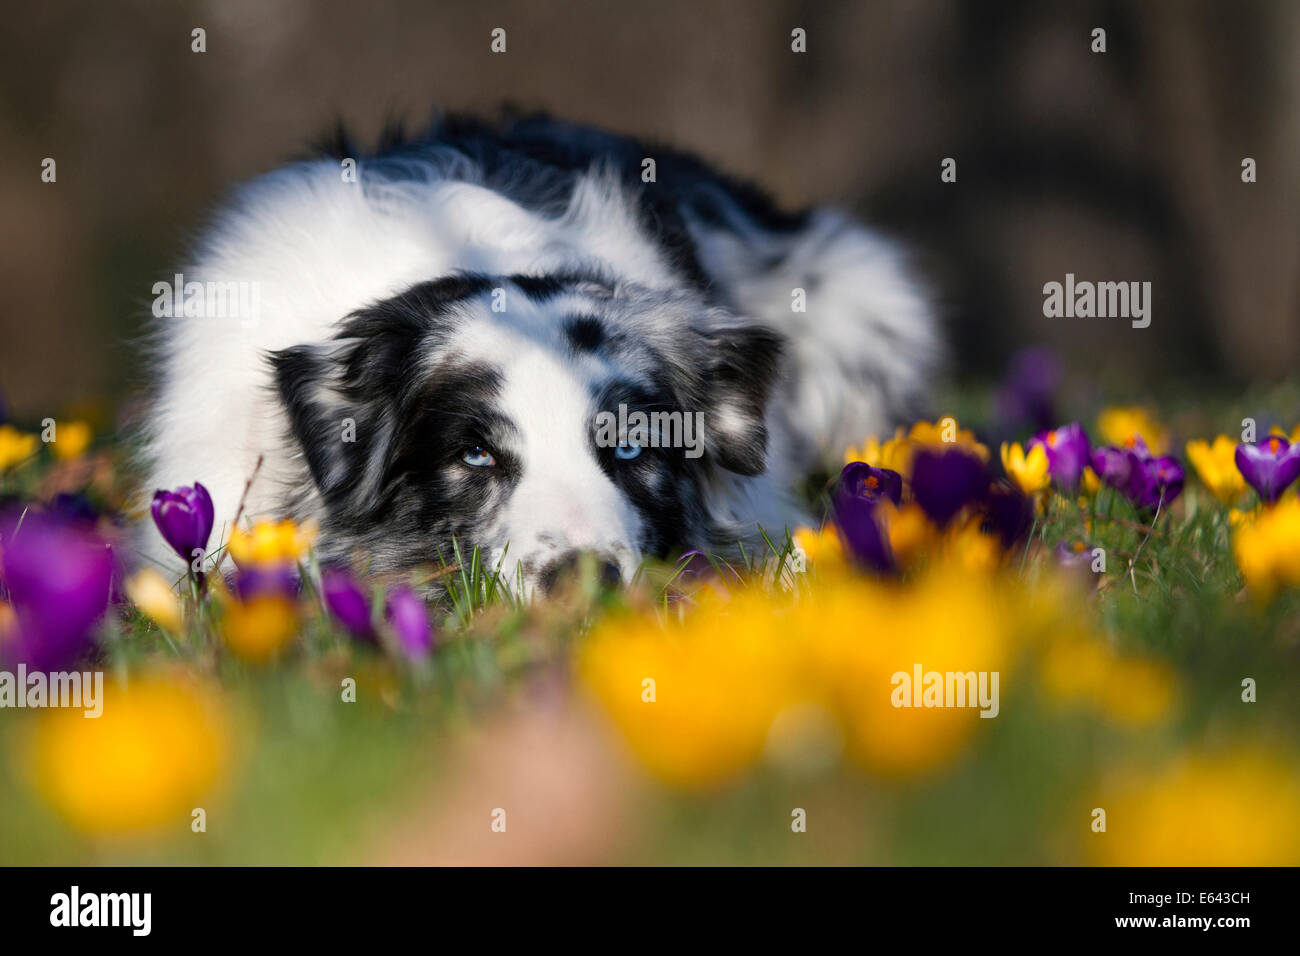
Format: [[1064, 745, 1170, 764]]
[[1, 0, 1297, 422]]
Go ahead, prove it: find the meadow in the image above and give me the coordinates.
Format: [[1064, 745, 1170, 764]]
[[1, 361, 1299, 865]]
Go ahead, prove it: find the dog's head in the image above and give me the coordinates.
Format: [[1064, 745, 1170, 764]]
[[270, 273, 783, 593]]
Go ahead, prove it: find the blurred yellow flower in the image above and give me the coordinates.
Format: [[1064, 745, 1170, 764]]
[[1096, 405, 1168, 453], [878, 501, 936, 568], [222, 594, 300, 663], [1095, 750, 1300, 865], [579, 592, 799, 790], [227, 518, 315, 567], [1185, 435, 1245, 505], [843, 429, 910, 473], [907, 418, 990, 464], [125, 568, 183, 633], [50, 420, 93, 461], [1000, 441, 1050, 495], [843, 434, 885, 467], [1232, 496, 1300, 600], [582, 560, 1019, 788], [803, 564, 1011, 777], [1040, 633, 1176, 727], [1080, 466, 1101, 496], [792, 525, 844, 569], [0, 425, 38, 471], [27, 675, 229, 835]]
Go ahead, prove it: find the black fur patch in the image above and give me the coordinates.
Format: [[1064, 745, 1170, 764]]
[[564, 314, 607, 352]]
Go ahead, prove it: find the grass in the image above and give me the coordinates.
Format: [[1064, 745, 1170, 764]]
[[1, 387, 1299, 865]]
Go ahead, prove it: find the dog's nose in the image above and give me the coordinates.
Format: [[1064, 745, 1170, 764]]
[[537, 550, 624, 594]]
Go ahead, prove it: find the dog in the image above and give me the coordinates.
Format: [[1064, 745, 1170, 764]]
[[139, 112, 939, 593]]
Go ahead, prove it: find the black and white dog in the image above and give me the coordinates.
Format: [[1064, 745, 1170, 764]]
[[140, 113, 938, 592]]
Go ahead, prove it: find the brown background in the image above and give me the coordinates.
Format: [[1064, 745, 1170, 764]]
[[1, 0, 1296, 422]]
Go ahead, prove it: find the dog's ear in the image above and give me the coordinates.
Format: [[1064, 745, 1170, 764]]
[[270, 340, 398, 510], [271, 276, 488, 508], [700, 321, 785, 476]]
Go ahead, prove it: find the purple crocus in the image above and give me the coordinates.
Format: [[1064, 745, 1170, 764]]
[[1124, 447, 1185, 512], [832, 498, 894, 574], [909, 447, 987, 528], [983, 484, 1033, 548], [995, 346, 1063, 433], [386, 585, 433, 658], [321, 567, 374, 640], [1090, 445, 1133, 490], [229, 564, 300, 601], [1234, 436, 1300, 504], [1055, 540, 1102, 590], [837, 462, 903, 506], [1029, 422, 1091, 492], [150, 482, 214, 566], [0, 510, 114, 671]]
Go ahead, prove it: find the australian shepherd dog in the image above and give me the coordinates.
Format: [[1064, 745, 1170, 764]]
[[140, 112, 938, 593]]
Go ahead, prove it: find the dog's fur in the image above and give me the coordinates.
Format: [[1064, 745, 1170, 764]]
[[139, 113, 939, 591]]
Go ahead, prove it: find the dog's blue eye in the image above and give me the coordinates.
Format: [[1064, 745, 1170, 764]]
[[462, 446, 496, 467], [614, 441, 642, 461]]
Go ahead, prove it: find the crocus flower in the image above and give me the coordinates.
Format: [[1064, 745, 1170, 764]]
[[909, 447, 987, 528], [51, 420, 93, 461], [791, 525, 845, 568], [1234, 436, 1300, 505], [0, 425, 38, 471], [983, 485, 1033, 548], [999, 441, 1050, 495], [151, 482, 214, 566], [1029, 422, 1091, 492], [125, 568, 183, 633], [321, 567, 374, 640], [1055, 540, 1101, 590], [0, 510, 113, 670], [386, 585, 433, 658], [1233, 496, 1300, 600], [1186, 436, 1246, 505], [995, 346, 1062, 433], [1096, 406, 1169, 454], [1124, 448, 1184, 512], [831, 483, 895, 574], [227, 518, 315, 568], [1090, 445, 1133, 490], [229, 564, 300, 601], [222, 592, 299, 663], [837, 462, 903, 506]]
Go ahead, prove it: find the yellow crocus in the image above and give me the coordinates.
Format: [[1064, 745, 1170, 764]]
[[1096, 405, 1168, 453], [222, 594, 300, 663], [125, 568, 184, 632], [0, 425, 38, 471], [226, 518, 315, 567], [50, 420, 93, 461], [28, 675, 229, 835], [1233, 496, 1300, 601], [1095, 749, 1300, 865], [1185, 435, 1246, 505], [1000, 441, 1050, 495], [791, 525, 844, 569]]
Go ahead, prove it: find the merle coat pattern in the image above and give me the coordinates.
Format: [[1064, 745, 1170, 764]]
[[140, 113, 938, 592]]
